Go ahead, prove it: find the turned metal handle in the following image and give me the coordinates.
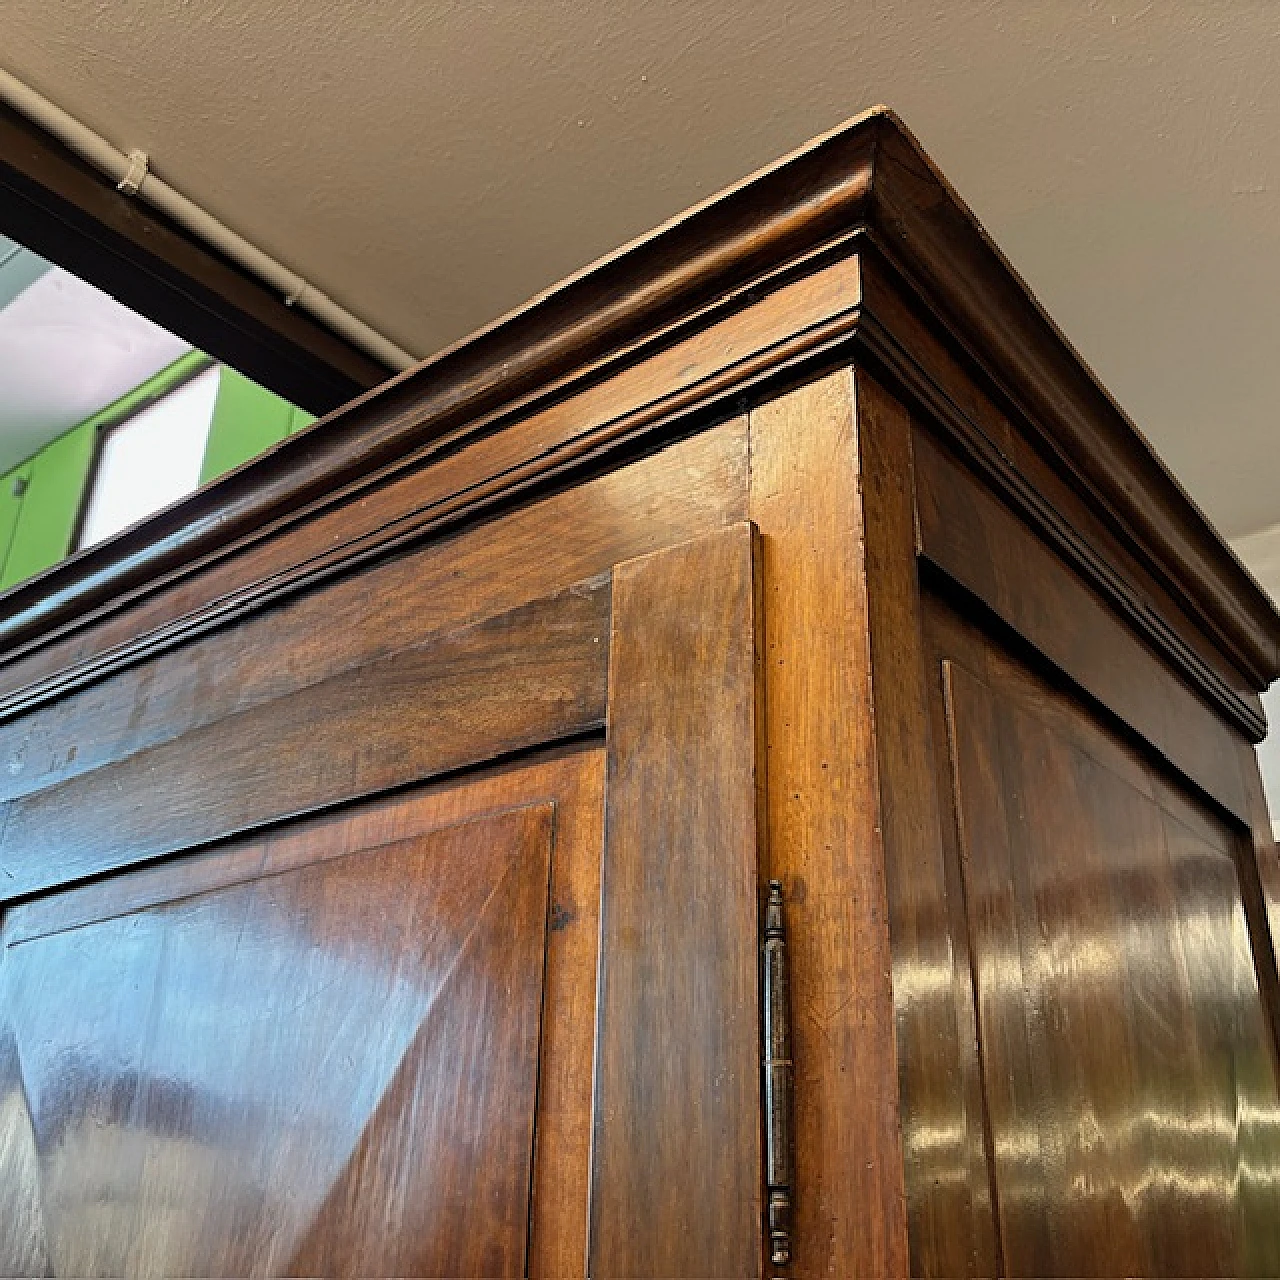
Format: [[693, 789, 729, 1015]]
[[762, 879, 794, 1268]]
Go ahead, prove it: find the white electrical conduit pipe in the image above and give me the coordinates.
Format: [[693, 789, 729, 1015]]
[[0, 66, 417, 371]]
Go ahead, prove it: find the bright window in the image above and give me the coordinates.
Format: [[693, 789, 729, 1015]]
[[77, 365, 220, 549]]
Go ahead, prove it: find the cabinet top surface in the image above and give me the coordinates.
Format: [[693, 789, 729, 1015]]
[[4, 105, 1279, 685]]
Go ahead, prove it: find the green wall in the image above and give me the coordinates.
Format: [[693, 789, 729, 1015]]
[[1, 423, 97, 589], [0, 462, 31, 582], [201, 367, 314, 483], [0, 354, 313, 590]]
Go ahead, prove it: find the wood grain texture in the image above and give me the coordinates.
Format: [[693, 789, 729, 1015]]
[[915, 427, 1249, 821], [864, 120, 1279, 687], [0, 246, 851, 706], [3, 743, 606, 1277], [589, 523, 762, 1278], [1233, 737, 1280, 1086], [748, 371, 909, 1277], [0, 802, 555, 1277], [0, 577, 610, 897], [517, 750, 605, 1280], [854, 248, 1265, 738], [0, 421, 746, 804], [0, 105, 1277, 1280], [0, 113, 874, 673], [940, 619, 1280, 1276], [1, 109, 1274, 710], [854, 372, 996, 1276], [939, 646, 1052, 1278]]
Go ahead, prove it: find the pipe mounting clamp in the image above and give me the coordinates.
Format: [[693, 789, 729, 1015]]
[[117, 149, 149, 196]]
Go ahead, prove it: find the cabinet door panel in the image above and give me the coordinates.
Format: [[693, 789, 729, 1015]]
[[942, 650, 1280, 1276], [0, 801, 554, 1278], [0, 520, 766, 1279]]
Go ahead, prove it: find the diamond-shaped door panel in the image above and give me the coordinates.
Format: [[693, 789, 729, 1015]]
[[0, 802, 554, 1278]]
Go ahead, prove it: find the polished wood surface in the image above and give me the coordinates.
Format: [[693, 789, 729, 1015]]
[[1, 108, 1279, 1279], [857, 250, 1266, 740], [2, 113, 1273, 707], [748, 371, 909, 1276], [0, 419, 746, 800], [940, 616, 1280, 1275], [589, 524, 763, 1278], [0, 515, 781, 1276], [0, 743, 606, 1278], [0, 575, 611, 896], [854, 364, 1280, 1276], [0, 800, 555, 1276], [855, 372, 997, 1275], [1237, 737, 1280, 1058], [915, 427, 1248, 818]]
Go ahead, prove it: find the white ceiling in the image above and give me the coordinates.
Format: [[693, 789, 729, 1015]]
[[4, 1, 1279, 536], [0, 236, 190, 474]]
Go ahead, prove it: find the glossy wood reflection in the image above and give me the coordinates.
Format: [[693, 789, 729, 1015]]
[[749, 371, 909, 1276], [2, 107, 1280, 1280], [589, 524, 763, 1279], [0, 577, 611, 897], [940, 630, 1280, 1276], [0, 802, 555, 1277]]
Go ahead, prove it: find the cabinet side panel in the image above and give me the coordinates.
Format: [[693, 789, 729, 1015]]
[[749, 371, 910, 1277], [940, 625, 1280, 1276], [914, 429, 1248, 821], [1236, 737, 1280, 1072]]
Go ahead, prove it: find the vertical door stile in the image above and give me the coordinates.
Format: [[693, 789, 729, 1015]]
[[589, 522, 765, 1279]]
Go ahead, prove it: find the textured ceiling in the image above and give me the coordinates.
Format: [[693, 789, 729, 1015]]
[[4, 0, 1279, 535]]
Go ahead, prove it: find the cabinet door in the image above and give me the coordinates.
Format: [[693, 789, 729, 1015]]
[[933, 601, 1280, 1277], [2, 800, 554, 1277], [0, 522, 766, 1279]]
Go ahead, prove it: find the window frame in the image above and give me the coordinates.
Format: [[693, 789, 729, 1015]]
[[72, 355, 219, 554]]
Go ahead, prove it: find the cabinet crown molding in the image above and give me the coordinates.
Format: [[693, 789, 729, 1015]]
[[2, 106, 1277, 689]]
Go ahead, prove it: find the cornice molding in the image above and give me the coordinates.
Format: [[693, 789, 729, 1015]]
[[853, 309, 1267, 742], [0, 112, 883, 667], [0, 286, 864, 725], [863, 122, 1280, 689], [0, 106, 1273, 699]]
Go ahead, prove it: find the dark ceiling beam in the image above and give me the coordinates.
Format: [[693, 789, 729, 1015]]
[[0, 102, 394, 416]]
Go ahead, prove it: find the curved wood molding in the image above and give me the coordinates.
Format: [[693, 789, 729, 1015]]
[[0, 106, 1275, 694], [856, 311, 1269, 743]]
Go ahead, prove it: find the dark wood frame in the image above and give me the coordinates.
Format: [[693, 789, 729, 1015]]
[[1, 105, 1278, 1278], [0, 522, 768, 1278]]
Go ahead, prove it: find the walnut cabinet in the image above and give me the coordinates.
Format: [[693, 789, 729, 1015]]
[[1, 108, 1279, 1277]]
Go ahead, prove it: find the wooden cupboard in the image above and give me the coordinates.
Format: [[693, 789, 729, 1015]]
[[1, 106, 1279, 1277]]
